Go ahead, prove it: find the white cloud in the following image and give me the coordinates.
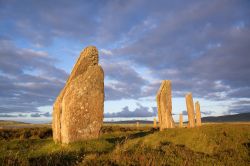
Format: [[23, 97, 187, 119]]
[[100, 49, 113, 56]]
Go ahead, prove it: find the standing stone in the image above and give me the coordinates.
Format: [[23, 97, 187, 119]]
[[52, 46, 104, 144], [185, 93, 195, 128], [153, 118, 157, 128], [136, 122, 139, 128], [179, 113, 183, 128], [195, 101, 201, 126], [156, 80, 175, 131]]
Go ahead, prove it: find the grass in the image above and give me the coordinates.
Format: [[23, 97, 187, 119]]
[[0, 123, 249, 165], [0, 120, 51, 130], [0, 120, 28, 127]]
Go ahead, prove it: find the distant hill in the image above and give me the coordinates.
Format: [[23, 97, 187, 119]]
[[0, 120, 28, 126], [105, 120, 153, 124], [105, 112, 250, 124], [1, 113, 249, 126], [201, 112, 250, 122]]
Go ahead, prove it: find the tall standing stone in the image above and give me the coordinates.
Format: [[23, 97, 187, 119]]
[[52, 46, 104, 144], [185, 93, 195, 128], [156, 80, 175, 131], [179, 113, 183, 128], [195, 101, 201, 126], [153, 118, 157, 128]]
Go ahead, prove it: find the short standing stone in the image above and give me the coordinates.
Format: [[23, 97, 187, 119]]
[[136, 122, 139, 128], [153, 118, 157, 128], [185, 93, 195, 128], [156, 80, 175, 131], [52, 46, 104, 144], [195, 101, 201, 126], [179, 113, 183, 128]]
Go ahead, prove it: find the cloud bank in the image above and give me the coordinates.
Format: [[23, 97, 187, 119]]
[[104, 103, 157, 118], [0, 0, 249, 116]]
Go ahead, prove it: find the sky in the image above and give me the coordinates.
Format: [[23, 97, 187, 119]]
[[0, 0, 250, 122]]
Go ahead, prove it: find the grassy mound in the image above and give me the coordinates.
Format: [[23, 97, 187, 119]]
[[0, 124, 249, 166]]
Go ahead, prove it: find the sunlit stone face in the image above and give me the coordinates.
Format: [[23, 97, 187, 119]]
[[81, 46, 98, 66]]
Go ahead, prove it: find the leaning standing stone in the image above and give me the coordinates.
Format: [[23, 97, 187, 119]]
[[156, 80, 175, 131], [52, 46, 104, 144]]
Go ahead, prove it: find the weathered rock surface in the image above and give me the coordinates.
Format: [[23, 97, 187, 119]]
[[52, 46, 104, 144], [185, 93, 195, 128], [156, 80, 175, 131], [195, 101, 201, 126], [179, 113, 183, 128]]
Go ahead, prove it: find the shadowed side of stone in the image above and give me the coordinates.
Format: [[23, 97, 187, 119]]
[[52, 46, 104, 144]]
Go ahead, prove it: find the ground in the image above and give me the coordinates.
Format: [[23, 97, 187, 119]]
[[0, 122, 249, 166]]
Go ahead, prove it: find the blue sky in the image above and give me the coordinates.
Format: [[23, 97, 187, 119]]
[[0, 0, 250, 121]]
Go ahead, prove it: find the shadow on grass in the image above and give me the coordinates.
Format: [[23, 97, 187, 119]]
[[0, 151, 84, 166], [106, 128, 157, 145], [243, 142, 250, 155], [243, 142, 250, 149]]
